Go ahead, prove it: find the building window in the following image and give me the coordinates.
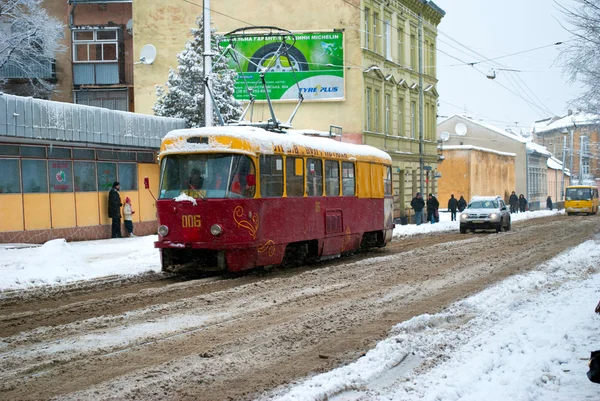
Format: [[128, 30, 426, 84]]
[[49, 160, 73, 193], [73, 29, 118, 63], [385, 94, 391, 135], [306, 158, 323, 197], [385, 21, 392, 60], [429, 42, 435, 76], [582, 136, 590, 155], [137, 152, 155, 163], [74, 161, 97, 192], [0, 145, 19, 156], [398, 97, 404, 136], [411, 101, 417, 139], [397, 28, 404, 66], [410, 33, 417, 70], [583, 159, 590, 175], [22, 160, 48, 193], [48, 147, 72, 159], [259, 155, 283, 197], [0, 159, 20, 193], [364, 8, 370, 49], [342, 162, 355, 196], [374, 90, 380, 132], [73, 148, 95, 160], [118, 163, 138, 191], [325, 160, 340, 196], [75, 90, 128, 112], [286, 157, 304, 197], [97, 161, 117, 191], [20, 146, 45, 158], [365, 88, 372, 131], [373, 13, 379, 53]]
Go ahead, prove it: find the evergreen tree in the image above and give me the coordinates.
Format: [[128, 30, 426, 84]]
[[154, 16, 242, 127]]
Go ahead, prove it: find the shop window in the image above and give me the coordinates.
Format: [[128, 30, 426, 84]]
[[48, 160, 73, 192], [0, 145, 19, 156], [259, 155, 283, 197], [118, 163, 137, 190], [73, 148, 95, 160], [342, 162, 355, 196], [74, 161, 97, 191], [0, 159, 21, 193], [48, 147, 72, 159], [286, 157, 304, 197], [20, 146, 45, 158], [97, 150, 118, 160], [118, 151, 136, 161], [97, 162, 117, 191], [325, 160, 340, 197], [22, 160, 48, 193], [137, 152, 155, 163], [306, 158, 323, 197]]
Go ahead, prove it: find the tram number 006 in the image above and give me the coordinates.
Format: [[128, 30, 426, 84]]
[[181, 215, 202, 228]]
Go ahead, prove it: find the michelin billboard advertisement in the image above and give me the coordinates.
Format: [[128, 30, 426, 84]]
[[221, 32, 344, 101]]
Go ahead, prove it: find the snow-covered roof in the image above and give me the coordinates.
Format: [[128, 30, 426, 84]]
[[533, 112, 600, 135], [444, 115, 527, 143], [442, 145, 516, 157], [547, 157, 571, 175], [526, 141, 552, 157], [160, 126, 392, 163]]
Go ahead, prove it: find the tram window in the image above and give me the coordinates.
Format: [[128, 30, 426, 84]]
[[159, 154, 255, 199], [325, 160, 340, 196], [306, 158, 323, 197], [342, 162, 355, 196], [384, 166, 392, 196], [259, 155, 283, 197], [286, 157, 304, 197]]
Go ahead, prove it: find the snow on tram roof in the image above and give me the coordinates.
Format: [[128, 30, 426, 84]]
[[161, 126, 392, 162]]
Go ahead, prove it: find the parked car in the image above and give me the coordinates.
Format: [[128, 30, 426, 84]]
[[459, 196, 511, 234]]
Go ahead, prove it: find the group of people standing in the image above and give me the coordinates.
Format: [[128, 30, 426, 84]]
[[447, 194, 467, 221], [508, 191, 528, 213], [411, 192, 460, 225], [108, 181, 136, 238]]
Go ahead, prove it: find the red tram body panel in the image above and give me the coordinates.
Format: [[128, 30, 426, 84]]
[[154, 127, 393, 273]]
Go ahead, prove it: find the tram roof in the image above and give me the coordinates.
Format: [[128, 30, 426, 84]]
[[160, 126, 392, 164]]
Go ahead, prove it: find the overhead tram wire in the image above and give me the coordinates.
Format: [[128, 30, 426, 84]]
[[455, 41, 567, 67]]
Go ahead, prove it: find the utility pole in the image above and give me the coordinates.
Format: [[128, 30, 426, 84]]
[[569, 128, 574, 183], [418, 14, 424, 196], [579, 135, 584, 183], [204, 0, 213, 127], [561, 135, 567, 201]]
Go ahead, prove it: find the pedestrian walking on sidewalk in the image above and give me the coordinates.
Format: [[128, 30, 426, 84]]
[[448, 194, 458, 221], [123, 197, 135, 237], [411, 192, 425, 225]]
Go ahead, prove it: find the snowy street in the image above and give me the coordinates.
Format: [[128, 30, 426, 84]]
[[1, 212, 599, 400]]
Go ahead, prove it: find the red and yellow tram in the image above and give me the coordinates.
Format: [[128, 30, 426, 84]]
[[154, 126, 394, 272]]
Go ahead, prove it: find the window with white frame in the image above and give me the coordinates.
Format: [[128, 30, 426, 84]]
[[364, 8, 370, 49], [374, 90, 380, 132], [398, 97, 404, 136], [583, 158, 590, 175], [385, 94, 391, 135], [365, 88, 371, 131], [582, 135, 589, 155], [397, 28, 404, 65], [73, 28, 118, 63], [373, 13, 379, 53], [411, 101, 417, 139], [385, 21, 392, 60]]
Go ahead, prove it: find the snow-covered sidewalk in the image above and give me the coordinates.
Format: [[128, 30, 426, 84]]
[[263, 236, 600, 401], [0, 236, 161, 291]]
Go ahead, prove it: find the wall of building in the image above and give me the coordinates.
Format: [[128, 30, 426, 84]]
[[547, 167, 569, 208], [438, 148, 515, 205], [438, 116, 526, 196]]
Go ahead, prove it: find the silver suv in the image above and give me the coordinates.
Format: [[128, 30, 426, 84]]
[[459, 196, 511, 234]]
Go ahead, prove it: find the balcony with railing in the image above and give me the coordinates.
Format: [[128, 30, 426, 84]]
[[0, 60, 56, 80]]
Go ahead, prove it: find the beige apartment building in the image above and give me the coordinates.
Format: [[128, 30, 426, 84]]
[[132, 0, 445, 218]]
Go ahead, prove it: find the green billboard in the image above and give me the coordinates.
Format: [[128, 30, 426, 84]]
[[221, 32, 344, 101]]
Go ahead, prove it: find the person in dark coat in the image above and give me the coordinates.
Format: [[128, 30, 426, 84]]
[[518, 194, 528, 213], [427, 193, 439, 224], [509, 191, 519, 213], [448, 194, 458, 221], [547, 196, 553, 210], [410, 192, 425, 225], [457, 195, 467, 212], [108, 181, 122, 238]]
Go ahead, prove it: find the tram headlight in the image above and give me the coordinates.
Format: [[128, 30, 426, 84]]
[[158, 225, 169, 237], [210, 224, 223, 236]]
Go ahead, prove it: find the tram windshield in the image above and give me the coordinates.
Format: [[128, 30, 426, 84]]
[[159, 154, 256, 199], [566, 187, 592, 201]]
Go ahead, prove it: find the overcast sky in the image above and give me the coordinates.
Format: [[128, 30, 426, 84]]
[[433, 0, 581, 131]]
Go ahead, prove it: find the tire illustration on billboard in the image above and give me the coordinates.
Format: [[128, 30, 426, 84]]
[[247, 43, 309, 73]]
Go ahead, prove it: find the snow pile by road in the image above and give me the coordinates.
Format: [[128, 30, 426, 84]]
[[264, 236, 600, 401], [0, 236, 160, 291], [393, 209, 562, 238]]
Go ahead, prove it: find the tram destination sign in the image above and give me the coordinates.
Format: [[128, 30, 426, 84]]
[[220, 31, 345, 102]]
